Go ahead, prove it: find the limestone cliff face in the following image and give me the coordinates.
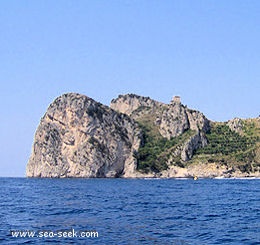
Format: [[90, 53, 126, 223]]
[[159, 102, 210, 162], [227, 118, 243, 134], [111, 94, 210, 137], [158, 102, 210, 139], [111, 94, 210, 162], [180, 131, 208, 161], [26, 93, 142, 178], [110, 94, 166, 119]]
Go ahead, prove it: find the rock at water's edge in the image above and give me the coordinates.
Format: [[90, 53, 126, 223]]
[[26, 93, 142, 178]]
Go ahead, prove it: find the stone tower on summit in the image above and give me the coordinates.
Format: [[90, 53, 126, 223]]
[[171, 96, 181, 104]]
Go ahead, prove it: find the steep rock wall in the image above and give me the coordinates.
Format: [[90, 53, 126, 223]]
[[26, 93, 142, 178]]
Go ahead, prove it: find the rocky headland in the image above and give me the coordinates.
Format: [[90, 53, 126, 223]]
[[26, 93, 142, 178], [26, 93, 260, 178]]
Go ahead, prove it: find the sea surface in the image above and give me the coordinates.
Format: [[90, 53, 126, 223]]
[[0, 178, 259, 244]]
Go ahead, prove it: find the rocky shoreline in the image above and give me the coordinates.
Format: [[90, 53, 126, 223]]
[[123, 163, 260, 179]]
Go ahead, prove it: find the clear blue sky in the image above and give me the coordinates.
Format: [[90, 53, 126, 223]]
[[0, 0, 259, 177]]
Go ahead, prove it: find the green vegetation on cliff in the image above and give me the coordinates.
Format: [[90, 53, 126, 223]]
[[134, 114, 167, 173], [195, 123, 256, 156], [193, 120, 260, 173], [134, 114, 195, 173], [135, 114, 260, 174]]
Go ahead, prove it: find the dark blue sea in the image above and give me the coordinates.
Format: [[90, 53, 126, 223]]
[[0, 178, 259, 244]]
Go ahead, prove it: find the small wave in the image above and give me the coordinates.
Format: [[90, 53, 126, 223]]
[[143, 178, 161, 180], [214, 176, 260, 180]]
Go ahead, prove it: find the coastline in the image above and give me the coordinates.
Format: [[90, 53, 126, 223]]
[[1, 175, 260, 179], [123, 162, 260, 179]]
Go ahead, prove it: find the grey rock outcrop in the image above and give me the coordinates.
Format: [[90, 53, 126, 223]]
[[158, 102, 190, 139], [159, 100, 210, 139], [227, 118, 243, 134], [26, 93, 142, 178], [180, 131, 208, 161], [110, 94, 166, 119], [111, 94, 210, 162], [111, 94, 210, 138]]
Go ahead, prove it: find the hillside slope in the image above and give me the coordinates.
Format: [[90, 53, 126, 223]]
[[111, 94, 260, 177]]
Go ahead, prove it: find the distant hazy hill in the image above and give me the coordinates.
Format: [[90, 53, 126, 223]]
[[27, 93, 260, 178]]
